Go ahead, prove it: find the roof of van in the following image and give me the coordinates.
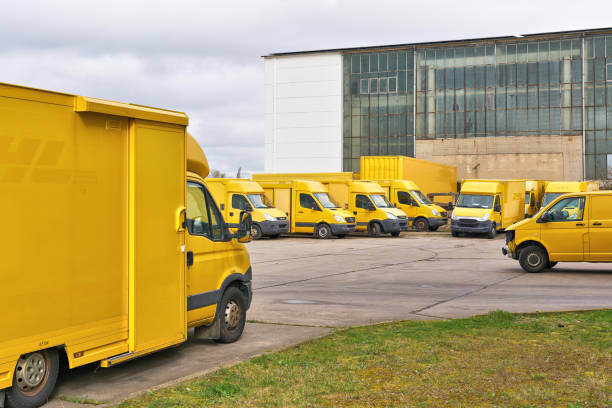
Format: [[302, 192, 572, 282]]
[[255, 179, 328, 192], [349, 180, 385, 194], [206, 178, 264, 193], [375, 179, 420, 190], [545, 181, 600, 192], [460, 180, 503, 194]]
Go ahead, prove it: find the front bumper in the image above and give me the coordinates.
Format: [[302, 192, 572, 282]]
[[381, 219, 404, 233], [428, 217, 448, 228], [451, 219, 493, 234], [330, 223, 357, 235], [258, 220, 289, 236]]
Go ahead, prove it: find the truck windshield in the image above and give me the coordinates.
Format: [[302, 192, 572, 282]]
[[313, 193, 339, 209], [247, 194, 273, 209], [370, 194, 393, 208], [542, 192, 564, 207], [456, 194, 494, 209], [411, 190, 432, 205]]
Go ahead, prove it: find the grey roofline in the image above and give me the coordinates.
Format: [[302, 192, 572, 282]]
[[263, 26, 612, 58]]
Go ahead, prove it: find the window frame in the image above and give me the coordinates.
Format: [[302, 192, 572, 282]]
[[299, 193, 320, 211], [356, 194, 374, 210], [232, 193, 251, 211], [544, 196, 586, 222]]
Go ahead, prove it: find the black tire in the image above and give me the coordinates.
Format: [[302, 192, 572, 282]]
[[251, 224, 263, 240], [518, 245, 548, 273], [487, 223, 496, 239], [6, 348, 59, 408], [413, 217, 429, 231], [451, 230, 459, 237], [391, 231, 401, 237], [315, 223, 332, 239], [215, 286, 247, 344], [428, 226, 439, 232], [368, 222, 382, 237], [335, 234, 346, 239]]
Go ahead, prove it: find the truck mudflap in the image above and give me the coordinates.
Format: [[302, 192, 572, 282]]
[[258, 220, 289, 236], [330, 223, 357, 235]]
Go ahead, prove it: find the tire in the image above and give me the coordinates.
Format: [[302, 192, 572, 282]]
[[413, 217, 429, 231], [487, 223, 496, 239], [368, 222, 382, 237], [6, 348, 59, 408], [314, 223, 332, 239], [518, 245, 548, 273], [215, 286, 247, 344], [428, 226, 439, 232], [451, 230, 459, 237], [251, 224, 262, 240], [335, 234, 346, 239], [391, 231, 400, 237]]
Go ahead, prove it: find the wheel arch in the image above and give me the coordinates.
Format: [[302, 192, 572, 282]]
[[516, 239, 550, 259]]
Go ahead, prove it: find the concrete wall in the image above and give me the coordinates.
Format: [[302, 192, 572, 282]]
[[264, 53, 343, 173], [415, 135, 584, 182]]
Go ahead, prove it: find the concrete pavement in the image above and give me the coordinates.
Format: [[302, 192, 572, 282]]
[[43, 232, 612, 406]]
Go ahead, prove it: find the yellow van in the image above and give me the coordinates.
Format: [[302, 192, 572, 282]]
[[376, 179, 448, 231], [503, 191, 612, 272], [255, 180, 356, 238], [452, 179, 525, 238], [207, 178, 288, 239], [541, 181, 599, 208], [524, 180, 546, 217], [0, 83, 252, 407]]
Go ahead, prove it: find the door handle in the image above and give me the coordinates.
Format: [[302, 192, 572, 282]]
[[575, 223, 585, 226], [592, 222, 602, 226]]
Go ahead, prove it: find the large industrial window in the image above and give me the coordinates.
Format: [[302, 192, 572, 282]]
[[608, 154, 612, 179]]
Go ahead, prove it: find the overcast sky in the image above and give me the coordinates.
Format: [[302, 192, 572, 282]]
[[1, 0, 610, 176]]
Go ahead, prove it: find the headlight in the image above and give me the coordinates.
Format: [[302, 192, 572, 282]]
[[264, 213, 276, 221], [451, 212, 458, 220], [477, 213, 490, 222], [385, 212, 398, 220], [333, 214, 345, 223], [431, 209, 440, 216]]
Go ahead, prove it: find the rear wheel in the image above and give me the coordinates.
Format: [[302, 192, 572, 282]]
[[518, 245, 548, 273], [6, 349, 59, 408], [215, 286, 247, 344], [315, 223, 332, 239], [391, 231, 400, 237], [251, 224, 262, 240], [368, 222, 382, 237], [413, 217, 429, 231]]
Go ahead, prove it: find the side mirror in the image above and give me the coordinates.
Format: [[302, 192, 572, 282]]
[[537, 213, 550, 223], [367, 203, 376, 211], [237, 211, 252, 243], [494, 204, 501, 212]]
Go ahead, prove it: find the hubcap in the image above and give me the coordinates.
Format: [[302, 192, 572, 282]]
[[319, 227, 329, 237], [16, 352, 48, 393], [251, 226, 260, 238], [527, 253, 541, 267], [224, 300, 241, 330]]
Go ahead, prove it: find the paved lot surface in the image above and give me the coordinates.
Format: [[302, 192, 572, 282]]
[[44, 232, 612, 406]]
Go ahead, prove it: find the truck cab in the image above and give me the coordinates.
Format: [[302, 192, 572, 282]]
[[504, 191, 612, 272], [206, 178, 289, 240], [377, 179, 448, 231], [541, 181, 600, 208]]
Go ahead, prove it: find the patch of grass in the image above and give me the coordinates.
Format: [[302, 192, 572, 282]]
[[117, 310, 612, 408], [58, 395, 105, 405]]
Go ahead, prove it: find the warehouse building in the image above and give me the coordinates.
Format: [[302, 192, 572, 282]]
[[264, 28, 612, 182]]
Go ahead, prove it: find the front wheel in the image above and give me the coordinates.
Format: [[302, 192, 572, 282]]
[[215, 286, 247, 344], [518, 245, 548, 273], [251, 224, 263, 240], [368, 222, 382, 237], [315, 223, 332, 239], [487, 223, 496, 239], [413, 218, 429, 231], [6, 349, 59, 408]]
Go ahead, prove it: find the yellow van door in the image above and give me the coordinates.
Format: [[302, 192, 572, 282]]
[[294, 192, 319, 233], [185, 181, 235, 325], [131, 121, 186, 352], [540, 196, 587, 262], [354, 194, 373, 231], [230, 194, 250, 224], [588, 195, 612, 261], [397, 191, 417, 223]]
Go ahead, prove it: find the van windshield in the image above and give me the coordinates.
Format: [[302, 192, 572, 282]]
[[370, 194, 393, 208], [247, 194, 273, 209], [542, 192, 564, 207], [313, 193, 339, 209], [411, 190, 432, 205], [456, 194, 494, 209]]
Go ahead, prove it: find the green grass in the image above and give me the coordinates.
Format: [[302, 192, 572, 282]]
[[117, 310, 612, 408]]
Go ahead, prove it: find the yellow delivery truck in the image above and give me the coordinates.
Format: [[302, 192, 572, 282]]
[[524, 180, 546, 217], [503, 191, 612, 272], [451, 179, 525, 238], [254, 173, 408, 236], [541, 181, 600, 208], [0, 83, 253, 408], [376, 179, 448, 231], [254, 179, 356, 238], [207, 178, 289, 239], [360, 156, 457, 197]]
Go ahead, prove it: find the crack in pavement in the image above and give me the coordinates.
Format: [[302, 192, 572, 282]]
[[412, 271, 526, 314]]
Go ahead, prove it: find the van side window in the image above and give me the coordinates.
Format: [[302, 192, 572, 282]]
[[546, 196, 586, 222], [232, 194, 250, 211], [397, 191, 414, 206], [493, 195, 501, 210], [356, 194, 371, 209], [187, 181, 224, 240], [299, 193, 319, 210]]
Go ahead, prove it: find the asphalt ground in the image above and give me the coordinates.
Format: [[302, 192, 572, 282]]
[[44, 232, 612, 407]]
